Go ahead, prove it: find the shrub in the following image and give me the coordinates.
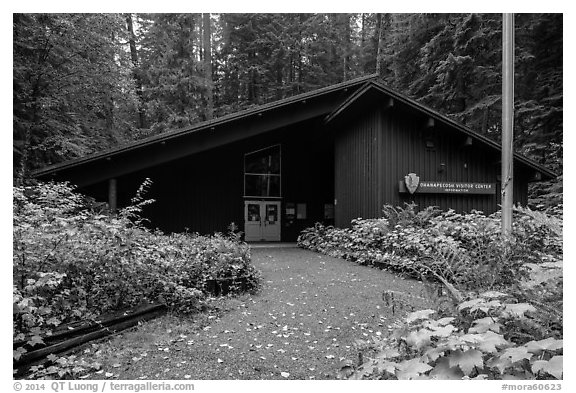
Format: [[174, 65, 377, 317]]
[[13, 181, 260, 360], [346, 289, 562, 380], [314, 204, 564, 380], [298, 203, 562, 291]]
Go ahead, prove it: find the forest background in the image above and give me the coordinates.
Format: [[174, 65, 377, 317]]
[[12, 13, 563, 206]]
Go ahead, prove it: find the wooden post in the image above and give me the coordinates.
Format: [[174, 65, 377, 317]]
[[502, 13, 514, 236], [108, 178, 117, 213]]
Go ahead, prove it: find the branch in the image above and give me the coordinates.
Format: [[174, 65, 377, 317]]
[[412, 259, 463, 303]]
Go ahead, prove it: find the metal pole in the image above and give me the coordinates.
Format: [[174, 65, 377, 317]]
[[108, 178, 117, 214], [502, 13, 514, 236]]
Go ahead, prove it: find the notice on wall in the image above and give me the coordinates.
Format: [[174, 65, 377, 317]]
[[297, 203, 307, 219], [398, 180, 496, 195], [285, 203, 296, 222]]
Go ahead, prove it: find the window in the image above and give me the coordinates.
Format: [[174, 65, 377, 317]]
[[244, 145, 281, 197]]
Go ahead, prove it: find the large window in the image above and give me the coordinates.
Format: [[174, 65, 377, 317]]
[[244, 145, 281, 197]]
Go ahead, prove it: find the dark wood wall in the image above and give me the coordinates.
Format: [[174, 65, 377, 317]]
[[334, 108, 382, 227], [85, 142, 245, 235], [281, 123, 335, 240], [334, 103, 529, 227], [81, 117, 334, 241], [80, 98, 532, 237]]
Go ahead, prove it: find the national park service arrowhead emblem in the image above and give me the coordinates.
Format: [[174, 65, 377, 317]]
[[404, 173, 420, 194]]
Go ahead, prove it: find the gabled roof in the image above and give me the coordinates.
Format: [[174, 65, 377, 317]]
[[325, 80, 557, 180], [32, 74, 378, 178], [32, 73, 556, 182]]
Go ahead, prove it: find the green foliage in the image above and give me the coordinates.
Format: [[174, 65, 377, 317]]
[[14, 14, 560, 209], [26, 354, 102, 380], [298, 204, 562, 291], [381, 13, 562, 204], [318, 203, 563, 380], [347, 291, 562, 380], [13, 13, 139, 174], [13, 181, 261, 360], [136, 13, 207, 134], [529, 176, 563, 216]]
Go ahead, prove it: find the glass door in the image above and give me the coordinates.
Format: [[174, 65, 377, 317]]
[[244, 201, 281, 241], [262, 202, 280, 241], [244, 202, 263, 242]]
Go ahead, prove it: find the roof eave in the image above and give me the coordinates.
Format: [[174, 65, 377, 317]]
[[325, 81, 557, 181], [33, 73, 379, 178]]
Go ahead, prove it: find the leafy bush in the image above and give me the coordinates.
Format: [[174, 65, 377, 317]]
[[314, 203, 564, 380], [529, 175, 563, 216], [347, 290, 562, 380], [298, 203, 562, 291], [13, 181, 260, 360], [27, 354, 102, 380]]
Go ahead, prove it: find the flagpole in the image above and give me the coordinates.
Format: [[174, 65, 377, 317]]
[[502, 13, 514, 236]]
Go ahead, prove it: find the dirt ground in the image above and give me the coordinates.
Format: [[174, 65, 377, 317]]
[[80, 247, 432, 380]]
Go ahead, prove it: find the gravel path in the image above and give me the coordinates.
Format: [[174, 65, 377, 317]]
[[89, 247, 431, 380]]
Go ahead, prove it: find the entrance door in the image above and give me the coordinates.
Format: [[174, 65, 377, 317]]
[[244, 201, 281, 241]]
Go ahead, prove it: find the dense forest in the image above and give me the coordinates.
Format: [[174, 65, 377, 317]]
[[13, 13, 562, 204]]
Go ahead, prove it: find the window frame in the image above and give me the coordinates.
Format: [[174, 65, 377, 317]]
[[243, 144, 282, 199]]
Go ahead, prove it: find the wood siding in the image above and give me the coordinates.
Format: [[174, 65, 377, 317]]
[[334, 103, 530, 227], [80, 94, 533, 238], [80, 117, 335, 241], [334, 108, 381, 227]]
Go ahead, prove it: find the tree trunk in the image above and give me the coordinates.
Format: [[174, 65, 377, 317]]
[[125, 13, 145, 129], [375, 13, 384, 76], [361, 13, 365, 47], [17, 54, 45, 185], [203, 13, 214, 120], [342, 14, 350, 81]]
